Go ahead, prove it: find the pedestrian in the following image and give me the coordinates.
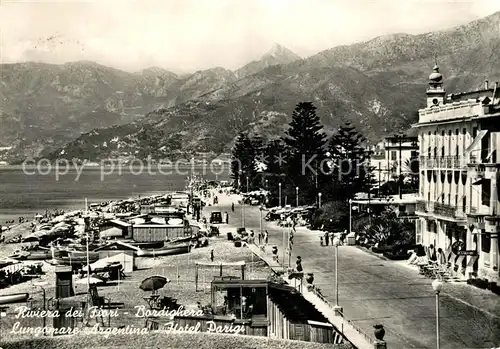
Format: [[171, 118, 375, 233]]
[[320, 236, 324, 246], [324, 232, 329, 246], [296, 256, 303, 272], [258, 232, 262, 245], [330, 232, 334, 246], [231, 203, 235, 212], [225, 211, 229, 224], [428, 244, 437, 261], [292, 217, 297, 233], [210, 249, 214, 262], [264, 230, 269, 245]]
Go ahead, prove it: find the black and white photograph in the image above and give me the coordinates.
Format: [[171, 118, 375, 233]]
[[0, 1, 499, 348]]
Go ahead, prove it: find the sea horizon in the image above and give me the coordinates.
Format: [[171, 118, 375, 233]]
[[0, 166, 230, 224]]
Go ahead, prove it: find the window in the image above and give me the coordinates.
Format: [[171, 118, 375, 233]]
[[462, 128, 466, 135], [481, 231, 491, 253], [391, 151, 397, 161], [482, 179, 491, 206]]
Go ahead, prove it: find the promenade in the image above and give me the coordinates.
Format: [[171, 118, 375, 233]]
[[203, 194, 500, 349]]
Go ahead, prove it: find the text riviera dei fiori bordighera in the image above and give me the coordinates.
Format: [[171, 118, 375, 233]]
[[9, 306, 245, 337]]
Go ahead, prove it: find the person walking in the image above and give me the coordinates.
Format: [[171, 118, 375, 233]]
[[225, 211, 229, 224], [210, 249, 214, 262], [258, 232, 262, 245], [231, 202, 235, 212], [264, 230, 269, 245], [324, 232, 329, 246]]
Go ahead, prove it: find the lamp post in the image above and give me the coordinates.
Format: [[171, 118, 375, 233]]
[[281, 215, 286, 269], [259, 205, 263, 235], [332, 238, 343, 315], [318, 192, 322, 208], [432, 279, 443, 349], [246, 176, 249, 193], [287, 216, 293, 267], [296, 187, 299, 207], [279, 183, 282, 208], [241, 199, 245, 228], [33, 281, 48, 334], [348, 199, 352, 235]]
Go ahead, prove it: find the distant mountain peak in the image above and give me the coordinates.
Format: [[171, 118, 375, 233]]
[[235, 43, 301, 78], [262, 43, 301, 61]]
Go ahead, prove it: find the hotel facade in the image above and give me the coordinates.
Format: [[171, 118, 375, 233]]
[[414, 65, 500, 283]]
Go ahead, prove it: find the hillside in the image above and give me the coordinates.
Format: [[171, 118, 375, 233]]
[[5, 11, 500, 162]]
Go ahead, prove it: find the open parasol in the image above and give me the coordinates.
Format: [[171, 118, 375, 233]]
[[139, 276, 170, 293]]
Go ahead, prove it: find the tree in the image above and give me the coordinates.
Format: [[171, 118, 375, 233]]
[[362, 208, 415, 246], [261, 139, 286, 206], [328, 123, 375, 202], [230, 132, 257, 191], [282, 102, 327, 204]]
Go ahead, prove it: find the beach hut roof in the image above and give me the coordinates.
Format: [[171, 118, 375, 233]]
[[93, 240, 140, 252], [100, 227, 123, 238]]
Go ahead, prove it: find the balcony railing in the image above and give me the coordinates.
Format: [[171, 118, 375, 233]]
[[416, 200, 466, 219], [419, 156, 468, 169]]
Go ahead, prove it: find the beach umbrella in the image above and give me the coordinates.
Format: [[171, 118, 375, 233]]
[[139, 276, 170, 293]]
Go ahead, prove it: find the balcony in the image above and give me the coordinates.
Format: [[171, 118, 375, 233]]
[[418, 101, 488, 124], [433, 202, 466, 219], [419, 156, 466, 169], [416, 200, 466, 220]]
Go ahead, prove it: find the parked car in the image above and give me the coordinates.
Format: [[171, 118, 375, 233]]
[[210, 211, 222, 224]]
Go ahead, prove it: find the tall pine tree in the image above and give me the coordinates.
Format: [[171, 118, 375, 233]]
[[231, 132, 257, 191], [282, 102, 327, 204], [328, 123, 375, 202]]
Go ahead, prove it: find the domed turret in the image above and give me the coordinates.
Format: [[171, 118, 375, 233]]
[[429, 64, 443, 82], [426, 62, 445, 108]]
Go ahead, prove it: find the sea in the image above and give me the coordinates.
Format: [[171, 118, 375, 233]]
[[0, 165, 230, 224]]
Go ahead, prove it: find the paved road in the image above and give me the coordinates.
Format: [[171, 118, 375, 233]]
[[204, 201, 500, 349]]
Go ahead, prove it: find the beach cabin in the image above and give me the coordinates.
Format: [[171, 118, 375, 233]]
[[147, 279, 345, 344], [93, 241, 139, 273], [99, 219, 132, 238], [55, 266, 74, 299]]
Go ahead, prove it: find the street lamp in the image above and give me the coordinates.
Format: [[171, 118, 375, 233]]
[[241, 199, 246, 228], [332, 238, 343, 315], [318, 192, 322, 208], [296, 187, 299, 207], [279, 183, 282, 208], [259, 205, 264, 235], [33, 281, 48, 334], [287, 216, 293, 267], [432, 279, 443, 349], [348, 199, 352, 235], [246, 176, 249, 193]]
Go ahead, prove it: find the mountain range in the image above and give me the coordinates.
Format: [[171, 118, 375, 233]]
[[2, 11, 500, 163]]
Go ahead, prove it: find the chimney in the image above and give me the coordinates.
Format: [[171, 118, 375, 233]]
[[485, 80, 489, 89]]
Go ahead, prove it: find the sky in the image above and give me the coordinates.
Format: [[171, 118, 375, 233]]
[[1, 0, 500, 73]]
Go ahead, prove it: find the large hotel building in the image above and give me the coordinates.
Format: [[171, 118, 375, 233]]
[[414, 65, 500, 283]]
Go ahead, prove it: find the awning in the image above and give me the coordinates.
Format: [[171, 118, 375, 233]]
[[466, 255, 479, 267], [472, 178, 485, 185], [465, 130, 488, 154]]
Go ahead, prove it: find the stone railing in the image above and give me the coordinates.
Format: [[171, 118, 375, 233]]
[[419, 156, 466, 169], [418, 102, 486, 123], [416, 200, 466, 219], [433, 202, 466, 219]]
